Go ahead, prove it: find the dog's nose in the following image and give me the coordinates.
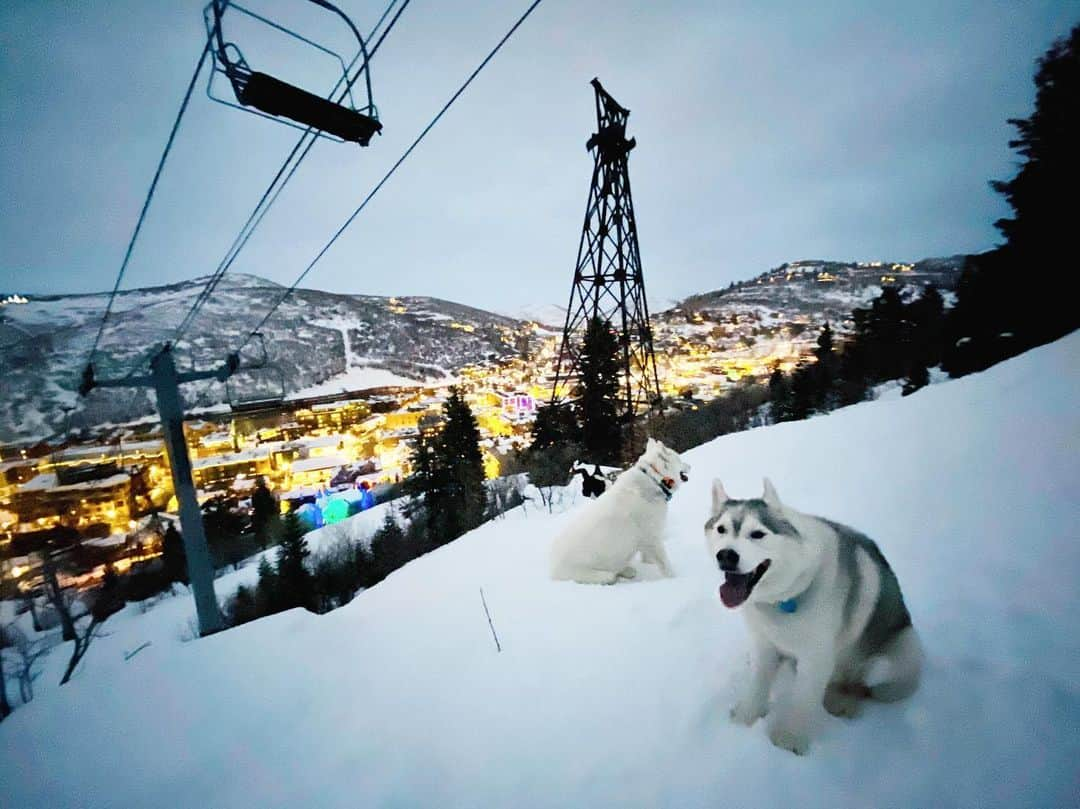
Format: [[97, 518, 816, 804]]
[[716, 548, 739, 571]]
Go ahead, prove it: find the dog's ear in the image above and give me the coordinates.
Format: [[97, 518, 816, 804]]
[[646, 437, 657, 450], [712, 479, 729, 511], [762, 477, 782, 508]]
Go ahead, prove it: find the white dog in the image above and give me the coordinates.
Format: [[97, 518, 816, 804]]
[[705, 479, 922, 755], [549, 438, 690, 584]]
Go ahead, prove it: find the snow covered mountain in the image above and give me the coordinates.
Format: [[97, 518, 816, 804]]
[[2, 331, 1076, 808], [0, 257, 967, 443], [0, 274, 525, 443], [671, 255, 966, 329]]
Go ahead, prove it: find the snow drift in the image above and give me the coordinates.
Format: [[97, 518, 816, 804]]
[[2, 332, 1078, 808]]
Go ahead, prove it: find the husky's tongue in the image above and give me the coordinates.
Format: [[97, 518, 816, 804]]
[[719, 560, 770, 608], [719, 574, 753, 608]]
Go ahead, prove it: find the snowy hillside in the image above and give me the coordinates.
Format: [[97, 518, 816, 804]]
[[0, 274, 524, 443], [2, 333, 1077, 808]]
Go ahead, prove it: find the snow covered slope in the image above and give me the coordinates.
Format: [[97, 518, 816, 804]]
[[2, 333, 1078, 808]]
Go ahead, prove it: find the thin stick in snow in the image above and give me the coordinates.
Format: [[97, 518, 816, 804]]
[[123, 641, 152, 661], [479, 587, 502, 653]]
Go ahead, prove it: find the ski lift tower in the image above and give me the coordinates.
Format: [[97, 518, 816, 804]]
[[551, 78, 661, 417]]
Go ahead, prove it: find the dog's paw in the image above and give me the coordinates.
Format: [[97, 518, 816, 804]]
[[768, 724, 810, 755], [730, 698, 767, 726], [618, 566, 638, 579], [824, 688, 864, 719]]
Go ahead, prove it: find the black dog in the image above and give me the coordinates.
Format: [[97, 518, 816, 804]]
[[572, 465, 607, 498]]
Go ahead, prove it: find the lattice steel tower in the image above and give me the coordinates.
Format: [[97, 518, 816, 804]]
[[552, 78, 661, 417]]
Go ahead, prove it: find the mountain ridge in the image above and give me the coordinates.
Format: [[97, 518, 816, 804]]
[[0, 256, 967, 443]]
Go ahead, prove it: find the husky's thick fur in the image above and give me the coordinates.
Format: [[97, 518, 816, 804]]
[[705, 479, 922, 755], [550, 439, 690, 584]]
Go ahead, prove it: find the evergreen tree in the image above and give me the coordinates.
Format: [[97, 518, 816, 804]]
[[814, 322, 834, 364], [852, 286, 907, 382], [364, 510, 409, 586], [812, 322, 838, 410], [908, 284, 946, 370], [530, 400, 580, 450], [255, 556, 279, 615], [768, 365, 790, 423], [947, 26, 1080, 372], [437, 388, 487, 540], [275, 510, 314, 611], [575, 317, 622, 463], [836, 341, 871, 407], [405, 389, 486, 549], [902, 361, 930, 396], [250, 477, 279, 550], [161, 523, 187, 586], [202, 495, 245, 570], [228, 584, 258, 626], [786, 363, 817, 421]]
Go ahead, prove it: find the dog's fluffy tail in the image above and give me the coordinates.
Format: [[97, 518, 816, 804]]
[[865, 626, 923, 702]]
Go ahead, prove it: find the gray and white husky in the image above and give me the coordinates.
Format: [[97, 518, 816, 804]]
[[705, 478, 922, 755]]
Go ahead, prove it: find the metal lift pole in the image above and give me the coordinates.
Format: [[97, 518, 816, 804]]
[[81, 344, 237, 636]]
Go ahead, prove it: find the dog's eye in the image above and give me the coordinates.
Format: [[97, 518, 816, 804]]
[[750, 530, 766, 539], [679, 472, 688, 482], [716, 525, 726, 534]]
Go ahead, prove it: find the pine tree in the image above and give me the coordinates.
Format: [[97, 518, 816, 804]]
[[161, 523, 188, 586], [530, 400, 580, 450], [275, 510, 314, 611], [255, 556, 279, 615], [768, 365, 790, 423], [438, 388, 487, 540], [787, 363, 817, 421], [902, 361, 930, 396], [364, 510, 408, 586], [910, 284, 945, 366], [990, 25, 1078, 328], [228, 585, 258, 626], [812, 322, 837, 410], [251, 477, 279, 549], [853, 286, 907, 382], [836, 341, 871, 406], [947, 26, 1079, 373], [575, 317, 622, 463], [405, 389, 487, 549]]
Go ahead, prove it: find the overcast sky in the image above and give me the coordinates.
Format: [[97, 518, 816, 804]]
[[0, 1, 1074, 317]]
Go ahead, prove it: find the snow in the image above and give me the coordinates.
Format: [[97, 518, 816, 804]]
[[2, 333, 1078, 808], [289, 454, 348, 474], [286, 365, 429, 398]]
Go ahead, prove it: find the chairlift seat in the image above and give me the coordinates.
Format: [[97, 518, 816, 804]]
[[239, 71, 382, 145]]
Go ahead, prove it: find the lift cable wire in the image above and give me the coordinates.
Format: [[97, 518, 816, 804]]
[[170, 0, 408, 348], [101, 0, 405, 431], [82, 43, 212, 375], [233, 0, 545, 357]]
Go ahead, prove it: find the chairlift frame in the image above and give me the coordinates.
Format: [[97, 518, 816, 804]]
[[204, 0, 382, 145], [225, 332, 287, 410]]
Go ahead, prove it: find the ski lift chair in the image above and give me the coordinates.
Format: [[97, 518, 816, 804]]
[[205, 0, 382, 145]]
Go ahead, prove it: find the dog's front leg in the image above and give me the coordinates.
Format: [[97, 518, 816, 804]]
[[650, 543, 674, 577], [768, 649, 833, 755], [731, 636, 779, 726]]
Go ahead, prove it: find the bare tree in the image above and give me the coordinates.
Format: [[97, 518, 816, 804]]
[[40, 550, 77, 642], [40, 550, 124, 686], [2, 624, 58, 704]]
